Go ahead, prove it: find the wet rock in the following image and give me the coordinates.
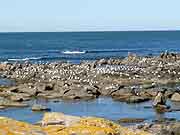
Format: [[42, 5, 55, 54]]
[[127, 96, 150, 103], [9, 93, 31, 102], [32, 104, 51, 112], [111, 87, 132, 97], [154, 104, 170, 113], [171, 92, 180, 102], [0, 97, 29, 108], [118, 118, 146, 124], [0, 106, 5, 109], [152, 91, 166, 107]]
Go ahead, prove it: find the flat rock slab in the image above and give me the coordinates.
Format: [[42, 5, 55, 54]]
[[0, 113, 152, 135]]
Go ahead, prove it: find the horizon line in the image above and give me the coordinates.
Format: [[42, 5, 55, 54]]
[[0, 29, 180, 33]]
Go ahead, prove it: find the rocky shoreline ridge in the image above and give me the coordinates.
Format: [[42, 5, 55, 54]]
[[1, 52, 180, 134]]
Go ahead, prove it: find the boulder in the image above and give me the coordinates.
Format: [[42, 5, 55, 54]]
[[32, 104, 51, 112], [152, 92, 166, 107], [171, 92, 180, 102]]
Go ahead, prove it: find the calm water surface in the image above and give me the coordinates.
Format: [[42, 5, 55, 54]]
[[0, 98, 180, 124]]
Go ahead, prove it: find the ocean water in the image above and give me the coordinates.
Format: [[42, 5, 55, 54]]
[[0, 31, 180, 63]]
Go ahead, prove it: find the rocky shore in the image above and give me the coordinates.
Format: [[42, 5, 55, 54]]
[[1, 52, 180, 134], [0, 52, 180, 104], [0, 112, 151, 135]]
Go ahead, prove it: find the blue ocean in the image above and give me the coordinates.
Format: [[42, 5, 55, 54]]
[[0, 31, 180, 63]]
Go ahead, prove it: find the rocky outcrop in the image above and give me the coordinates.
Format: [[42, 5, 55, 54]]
[[0, 113, 152, 135]]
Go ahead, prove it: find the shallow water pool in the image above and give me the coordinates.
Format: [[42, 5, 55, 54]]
[[0, 97, 180, 124]]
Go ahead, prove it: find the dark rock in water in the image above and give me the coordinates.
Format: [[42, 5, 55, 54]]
[[118, 118, 146, 123], [153, 91, 166, 107], [127, 96, 150, 103], [113, 95, 150, 103], [154, 104, 170, 113], [32, 104, 51, 112]]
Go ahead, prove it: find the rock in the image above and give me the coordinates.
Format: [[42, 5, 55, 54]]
[[152, 118, 176, 124], [9, 93, 31, 102], [62, 85, 99, 100], [0, 117, 45, 135], [97, 59, 108, 65], [171, 92, 180, 102], [0, 106, 5, 109], [32, 104, 51, 112], [127, 96, 150, 103], [152, 91, 166, 107], [41, 112, 81, 126], [0, 115, 152, 135], [0, 97, 29, 108], [141, 83, 155, 89], [154, 104, 170, 113], [158, 122, 180, 135], [118, 118, 146, 123], [113, 95, 150, 103]]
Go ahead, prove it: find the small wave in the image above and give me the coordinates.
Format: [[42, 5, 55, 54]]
[[62, 51, 86, 54], [8, 57, 42, 61]]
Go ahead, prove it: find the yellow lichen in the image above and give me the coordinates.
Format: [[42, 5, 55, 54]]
[[0, 114, 152, 135]]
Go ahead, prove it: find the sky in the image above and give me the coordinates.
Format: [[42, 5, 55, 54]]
[[0, 0, 180, 32]]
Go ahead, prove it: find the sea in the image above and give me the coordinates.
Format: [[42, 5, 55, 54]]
[[0, 31, 180, 63]]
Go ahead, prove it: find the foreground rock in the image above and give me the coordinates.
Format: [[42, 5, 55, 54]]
[[0, 112, 152, 135]]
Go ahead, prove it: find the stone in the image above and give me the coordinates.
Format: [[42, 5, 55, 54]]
[[118, 118, 146, 123], [171, 92, 180, 102], [0, 97, 29, 108], [32, 104, 51, 112], [113, 95, 150, 103], [41, 112, 81, 126], [152, 92, 166, 107], [127, 96, 150, 103]]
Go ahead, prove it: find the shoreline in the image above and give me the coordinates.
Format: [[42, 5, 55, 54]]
[[0, 52, 180, 134]]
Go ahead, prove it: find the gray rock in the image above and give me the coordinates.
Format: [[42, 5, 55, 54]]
[[32, 104, 51, 112]]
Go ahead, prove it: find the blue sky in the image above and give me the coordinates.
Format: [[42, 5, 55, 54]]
[[0, 0, 180, 32]]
